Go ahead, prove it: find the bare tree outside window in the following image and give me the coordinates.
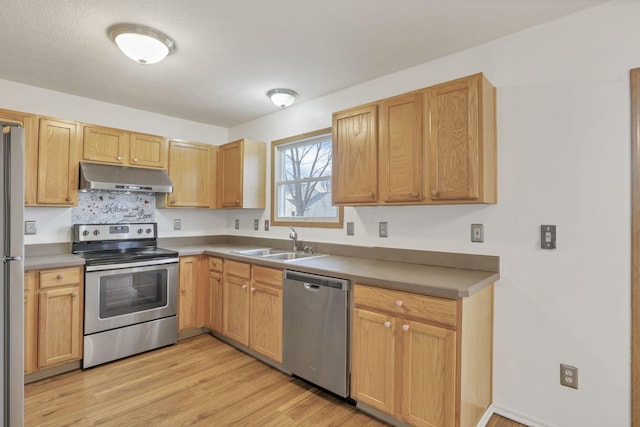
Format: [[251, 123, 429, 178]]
[[272, 129, 343, 227]]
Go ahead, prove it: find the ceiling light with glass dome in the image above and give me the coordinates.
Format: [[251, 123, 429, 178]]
[[108, 23, 176, 65], [267, 89, 298, 108]]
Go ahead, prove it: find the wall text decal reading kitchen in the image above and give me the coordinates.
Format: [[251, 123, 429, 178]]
[[71, 192, 155, 224]]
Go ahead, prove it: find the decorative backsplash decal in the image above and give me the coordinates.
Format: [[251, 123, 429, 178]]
[[72, 192, 155, 224]]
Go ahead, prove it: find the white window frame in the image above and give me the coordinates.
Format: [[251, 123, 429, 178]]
[[271, 128, 343, 228]]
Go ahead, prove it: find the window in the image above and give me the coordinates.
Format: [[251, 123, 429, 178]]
[[271, 128, 343, 228]]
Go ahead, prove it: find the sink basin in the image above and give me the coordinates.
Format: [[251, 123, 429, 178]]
[[232, 248, 288, 257], [232, 248, 326, 261]]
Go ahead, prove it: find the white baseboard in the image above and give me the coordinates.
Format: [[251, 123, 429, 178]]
[[476, 404, 554, 427]]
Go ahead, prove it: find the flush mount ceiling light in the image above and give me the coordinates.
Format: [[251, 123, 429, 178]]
[[108, 23, 176, 65], [267, 89, 298, 108]]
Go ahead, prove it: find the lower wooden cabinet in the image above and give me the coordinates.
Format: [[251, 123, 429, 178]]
[[222, 260, 251, 345], [178, 256, 200, 332], [351, 283, 492, 427], [24, 271, 37, 374], [249, 266, 282, 363], [24, 266, 84, 371], [221, 260, 283, 363], [206, 256, 223, 333]]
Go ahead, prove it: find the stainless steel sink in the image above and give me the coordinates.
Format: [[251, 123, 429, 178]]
[[231, 248, 326, 261], [261, 251, 327, 261]]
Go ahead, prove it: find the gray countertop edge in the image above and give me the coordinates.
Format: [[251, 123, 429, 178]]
[[23, 243, 500, 299], [171, 244, 499, 299]]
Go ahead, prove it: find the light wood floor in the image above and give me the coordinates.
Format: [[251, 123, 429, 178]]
[[25, 334, 385, 426], [25, 333, 527, 427]]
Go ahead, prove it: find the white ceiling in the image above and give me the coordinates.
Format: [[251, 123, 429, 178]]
[[0, 0, 609, 127]]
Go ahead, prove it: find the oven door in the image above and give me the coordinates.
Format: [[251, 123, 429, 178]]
[[84, 260, 178, 335]]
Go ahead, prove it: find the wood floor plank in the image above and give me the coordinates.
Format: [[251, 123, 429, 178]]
[[25, 334, 386, 426]]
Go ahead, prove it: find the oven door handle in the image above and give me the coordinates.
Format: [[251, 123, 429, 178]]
[[85, 257, 179, 272]]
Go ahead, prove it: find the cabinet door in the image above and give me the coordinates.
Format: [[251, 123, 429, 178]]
[[426, 76, 480, 201], [332, 105, 378, 204], [24, 271, 37, 374], [130, 133, 168, 169], [166, 141, 212, 208], [38, 286, 82, 368], [249, 282, 282, 363], [82, 125, 129, 165], [218, 140, 243, 207], [379, 93, 424, 203], [178, 256, 199, 332], [36, 118, 80, 205], [400, 320, 456, 427], [351, 308, 395, 414], [0, 109, 39, 206], [223, 273, 250, 346], [207, 270, 223, 333]]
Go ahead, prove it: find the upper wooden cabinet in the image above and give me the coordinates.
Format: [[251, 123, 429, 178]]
[[164, 140, 216, 208], [0, 108, 39, 206], [332, 73, 497, 206], [36, 118, 81, 206], [82, 124, 168, 169], [425, 74, 496, 203], [379, 92, 424, 203], [332, 105, 378, 204], [217, 139, 266, 209]]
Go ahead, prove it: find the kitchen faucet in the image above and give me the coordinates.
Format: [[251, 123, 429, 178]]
[[289, 226, 298, 252]]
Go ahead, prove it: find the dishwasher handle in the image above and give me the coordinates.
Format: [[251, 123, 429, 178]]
[[304, 283, 321, 291]]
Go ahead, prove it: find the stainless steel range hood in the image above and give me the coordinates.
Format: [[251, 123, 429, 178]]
[[79, 162, 173, 194]]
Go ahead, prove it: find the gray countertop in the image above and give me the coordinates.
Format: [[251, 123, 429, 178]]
[[167, 244, 498, 299], [24, 242, 499, 299]]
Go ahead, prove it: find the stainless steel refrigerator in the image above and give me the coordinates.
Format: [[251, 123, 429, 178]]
[[1, 124, 24, 426]]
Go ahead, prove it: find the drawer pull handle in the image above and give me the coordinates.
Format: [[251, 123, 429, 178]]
[[395, 300, 403, 307], [383, 321, 391, 328], [402, 324, 410, 332], [56, 274, 64, 280]]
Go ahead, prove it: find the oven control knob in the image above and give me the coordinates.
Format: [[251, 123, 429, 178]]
[[137, 228, 143, 234], [146, 228, 152, 234], [82, 230, 90, 236], [93, 230, 100, 236]]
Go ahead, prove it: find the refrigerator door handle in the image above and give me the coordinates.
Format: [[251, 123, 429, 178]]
[[2, 256, 22, 262]]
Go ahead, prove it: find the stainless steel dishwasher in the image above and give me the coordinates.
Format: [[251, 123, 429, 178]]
[[283, 270, 350, 398]]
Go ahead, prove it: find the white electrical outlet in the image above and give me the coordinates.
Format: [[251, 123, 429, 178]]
[[173, 219, 182, 230], [24, 221, 37, 235]]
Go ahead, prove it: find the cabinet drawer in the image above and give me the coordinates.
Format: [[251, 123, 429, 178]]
[[252, 266, 282, 287], [209, 256, 223, 272], [354, 284, 457, 328], [224, 260, 250, 278], [39, 267, 82, 289]]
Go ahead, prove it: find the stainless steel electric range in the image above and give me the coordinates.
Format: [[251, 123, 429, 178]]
[[72, 223, 178, 368]]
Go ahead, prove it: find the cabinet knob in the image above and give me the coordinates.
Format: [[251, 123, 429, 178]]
[[242, 284, 248, 289], [395, 300, 403, 307], [236, 200, 240, 205], [410, 192, 419, 198], [133, 158, 139, 162], [251, 287, 256, 293], [71, 292, 78, 298], [65, 197, 71, 202], [368, 192, 375, 199], [170, 199, 175, 205], [56, 274, 63, 280], [383, 321, 391, 328], [402, 324, 410, 332], [431, 190, 438, 197], [181, 288, 186, 294], [116, 156, 123, 161]]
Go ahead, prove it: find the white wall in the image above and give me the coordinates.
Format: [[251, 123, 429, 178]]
[[0, 79, 230, 243], [228, 1, 634, 425]]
